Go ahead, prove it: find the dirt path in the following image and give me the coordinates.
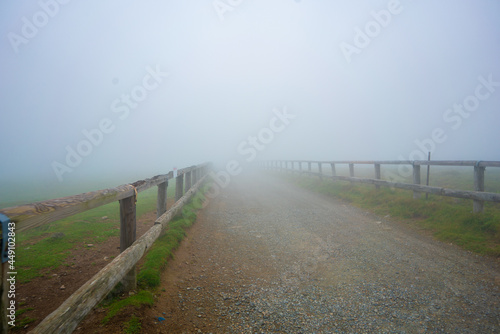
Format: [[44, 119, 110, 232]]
[[116, 171, 499, 333]]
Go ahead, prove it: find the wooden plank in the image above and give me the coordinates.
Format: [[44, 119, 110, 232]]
[[30, 174, 208, 334], [413, 160, 477, 166], [301, 171, 500, 203], [131, 174, 168, 193], [0, 185, 135, 232]]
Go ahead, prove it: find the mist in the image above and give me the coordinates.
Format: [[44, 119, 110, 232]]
[[1, 0, 499, 201]]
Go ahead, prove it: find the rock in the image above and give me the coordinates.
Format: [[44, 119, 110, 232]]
[[101, 216, 108, 220], [87, 244, 94, 247], [60, 285, 66, 290]]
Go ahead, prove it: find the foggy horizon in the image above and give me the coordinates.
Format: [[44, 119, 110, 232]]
[[1, 1, 499, 192]]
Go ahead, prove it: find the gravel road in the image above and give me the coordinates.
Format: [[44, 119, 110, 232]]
[[142, 171, 500, 333]]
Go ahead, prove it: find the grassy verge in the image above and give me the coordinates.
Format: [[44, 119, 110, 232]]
[[100, 181, 211, 326], [279, 173, 500, 257]]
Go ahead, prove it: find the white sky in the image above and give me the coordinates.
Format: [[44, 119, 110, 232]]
[[1, 0, 499, 188]]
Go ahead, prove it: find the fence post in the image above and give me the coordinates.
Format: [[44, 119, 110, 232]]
[[349, 163, 354, 177], [176, 173, 184, 201], [413, 163, 421, 199], [374, 163, 381, 190], [185, 170, 192, 193], [298, 161, 302, 174], [473, 164, 485, 213], [157, 180, 168, 219], [119, 194, 137, 291], [330, 163, 336, 178], [318, 162, 323, 180], [308, 162, 311, 174], [349, 163, 354, 185]]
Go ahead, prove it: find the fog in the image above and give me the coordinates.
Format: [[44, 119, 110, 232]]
[[1, 0, 499, 195]]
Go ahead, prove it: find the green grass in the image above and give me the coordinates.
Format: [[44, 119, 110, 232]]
[[102, 291, 154, 324], [280, 173, 500, 257], [124, 315, 142, 334], [137, 184, 209, 288]]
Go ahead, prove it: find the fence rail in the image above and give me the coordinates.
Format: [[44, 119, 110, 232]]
[[0, 163, 211, 333], [262, 160, 500, 213]]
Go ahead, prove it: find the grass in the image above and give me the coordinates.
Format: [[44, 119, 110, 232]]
[[102, 291, 155, 325], [136, 189, 206, 288], [124, 315, 142, 334], [280, 172, 500, 257]]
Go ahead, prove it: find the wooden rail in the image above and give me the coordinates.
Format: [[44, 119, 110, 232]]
[[0, 163, 211, 333], [263, 160, 500, 213]]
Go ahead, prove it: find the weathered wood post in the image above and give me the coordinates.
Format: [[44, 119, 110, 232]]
[[119, 192, 137, 291], [157, 180, 168, 219], [175, 173, 184, 201], [374, 163, 381, 190], [330, 163, 336, 179], [185, 170, 192, 193], [349, 163, 354, 178], [318, 162, 323, 180], [308, 161, 312, 174], [193, 168, 199, 185], [349, 163, 354, 185], [298, 161, 302, 174], [413, 163, 421, 199], [473, 163, 485, 213]]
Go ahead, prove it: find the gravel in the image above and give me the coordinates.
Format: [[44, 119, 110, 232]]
[[147, 171, 500, 333]]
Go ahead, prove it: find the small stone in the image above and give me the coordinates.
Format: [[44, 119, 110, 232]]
[[101, 216, 108, 220], [87, 244, 94, 247], [60, 285, 66, 290]]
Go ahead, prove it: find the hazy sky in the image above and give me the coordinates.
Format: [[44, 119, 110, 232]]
[[1, 0, 499, 187]]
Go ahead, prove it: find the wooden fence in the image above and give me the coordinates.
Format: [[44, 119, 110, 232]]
[[0, 162, 211, 333], [262, 160, 500, 213]]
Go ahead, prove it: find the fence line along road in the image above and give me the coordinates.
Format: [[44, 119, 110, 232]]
[[262, 160, 500, 214], [0, 162, 211, 334]]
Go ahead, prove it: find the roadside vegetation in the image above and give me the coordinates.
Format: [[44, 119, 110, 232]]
[[277, 168, 500, 257]]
